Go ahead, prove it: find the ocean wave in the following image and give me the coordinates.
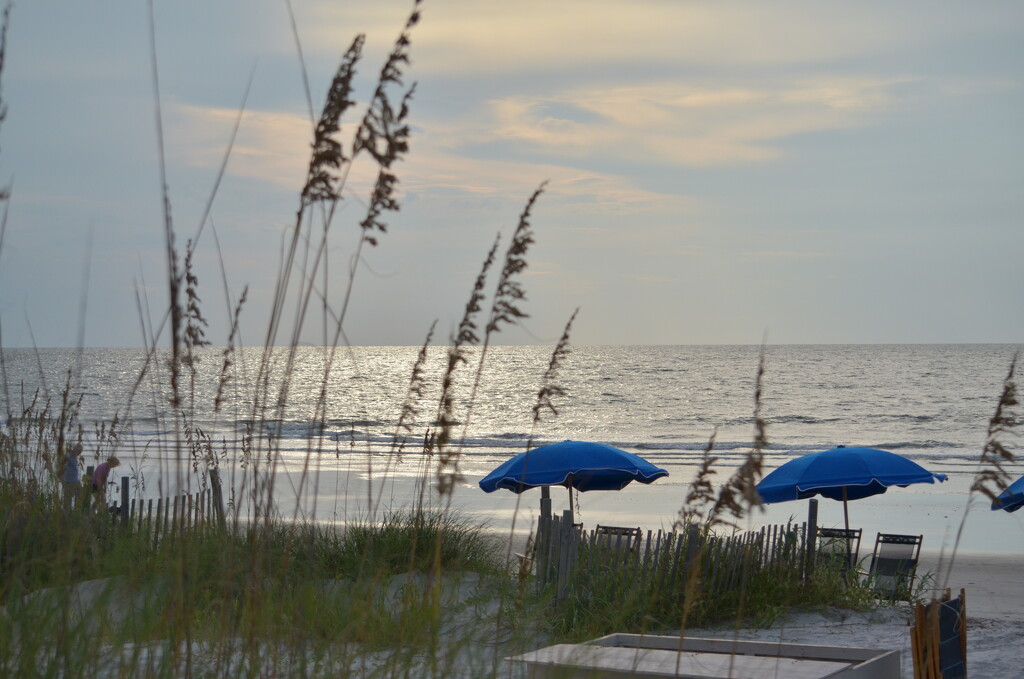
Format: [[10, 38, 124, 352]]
[[767, 414, 843, 425]]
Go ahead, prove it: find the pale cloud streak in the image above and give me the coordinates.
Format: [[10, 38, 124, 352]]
[[301, 0, 1009, 76], [171, 68, 902, 220], [485, 78, 906, 167], [400, 138, 697, 217], [170, 103, 388, 195], [171, 100, 697, 218], [309, 2, 890, 73]]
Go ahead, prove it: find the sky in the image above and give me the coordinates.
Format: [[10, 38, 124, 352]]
[[0, 0, 1021, 348]]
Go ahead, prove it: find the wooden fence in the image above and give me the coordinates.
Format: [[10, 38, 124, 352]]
[[96, 468, 226, 541], [534, 509, 813, 603]]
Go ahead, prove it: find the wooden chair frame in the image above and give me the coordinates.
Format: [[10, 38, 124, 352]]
[[816, 527, 863, 574]]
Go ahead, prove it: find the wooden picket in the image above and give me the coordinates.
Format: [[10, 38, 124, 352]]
[[103, 471, 226, 543], [535, 519, 810, 604]]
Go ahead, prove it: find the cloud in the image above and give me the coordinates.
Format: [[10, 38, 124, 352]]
[[322, 1, 882, 74], [170, 104, 309, 188], [401, 146, 696, 217], [299, 0, 1014, 76], [169, 100, 695, 221], [170, 103, 388, 194], [457, 77, 905, 167]]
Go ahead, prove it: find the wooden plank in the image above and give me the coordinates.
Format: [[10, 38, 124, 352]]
[[513, 644, 856, 679], [555, 510, 574, 602], [153, 497, 163, 547], [805, 499, 819, 581], [172, 495, 179, 538], [120, 476, 130, 526]]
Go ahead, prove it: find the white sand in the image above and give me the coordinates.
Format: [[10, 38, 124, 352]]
[[13, 553, 1019, 677], [687, 552, 1023, 679]]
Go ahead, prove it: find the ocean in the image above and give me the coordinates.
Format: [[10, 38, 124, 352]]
[[3, 344, 1023, 555]]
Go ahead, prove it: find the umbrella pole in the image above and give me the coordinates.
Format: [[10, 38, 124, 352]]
[[540, 485, 552, 522], [842, 487, 850, 533], [567, 486, 574, 525]]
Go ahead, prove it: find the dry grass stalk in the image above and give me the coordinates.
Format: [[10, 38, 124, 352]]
[[252, 8, 422, 524], [353, 1, 420, 248], [366, 323, 440, 519], [674, 429, 719, 530], [431, 241, 498, 498], [393, 321, 437, 452], [708, 347, 767, 528], [214, 286, 247, 413], [944, 352, 1019, 585], [458, 185, 545, 450], [182, 241, 209, 358], [302, 36, 364, 204], [530, 309, 578, 429], [969, 352, 1019, 503], [485, 183, 545, 340]]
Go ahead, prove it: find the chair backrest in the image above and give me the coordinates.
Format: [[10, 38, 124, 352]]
[[816, 527, 862, 572], [593, 524, 642, 553], [869, 533, 923, 599]]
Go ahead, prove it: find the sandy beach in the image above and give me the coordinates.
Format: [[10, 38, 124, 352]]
[[487, 522, 1022, 677], [684, 552, 1022, 679], [11, 456, 1023, 677], [68, 452, 1024, 677], [39, 553, 1019, 678]]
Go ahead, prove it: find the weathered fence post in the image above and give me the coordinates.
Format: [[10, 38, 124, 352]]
[[120, 476, 130, 526], [555, 510, 577, 603], [172, 495, 180, 538], [805, 498, 819, 580], [683, 524, 701, 586], [535, 519, 549, 592], [154, 497, 163, 547], [210, 468, 227, 530]]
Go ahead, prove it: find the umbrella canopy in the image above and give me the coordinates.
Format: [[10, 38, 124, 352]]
[[756, 446, 947, 531], [757, 446, 947, 503], [991, 475, 1024, 513], [479, 440, 668, 494]]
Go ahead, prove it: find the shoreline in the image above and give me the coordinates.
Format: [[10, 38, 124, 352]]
[[80, 449, 1024, 558]]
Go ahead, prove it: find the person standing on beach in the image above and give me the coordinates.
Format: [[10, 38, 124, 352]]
[[62, 442, 84, 509], [91, 456, 120, 506]]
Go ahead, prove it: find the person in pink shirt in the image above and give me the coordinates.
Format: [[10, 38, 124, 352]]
[[91, 456, 120, 504]]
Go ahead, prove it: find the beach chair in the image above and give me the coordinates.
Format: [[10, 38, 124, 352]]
[[588, 525, 643, 568], [868, 533, 923, 600], [594, 525, 642, 552], [816, 527, 862, 576]]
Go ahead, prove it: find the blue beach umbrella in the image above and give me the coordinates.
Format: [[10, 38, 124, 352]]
[[479, 440, 668, 522], [991, 475, 1024, 513], [756, 445, 947, 530]]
